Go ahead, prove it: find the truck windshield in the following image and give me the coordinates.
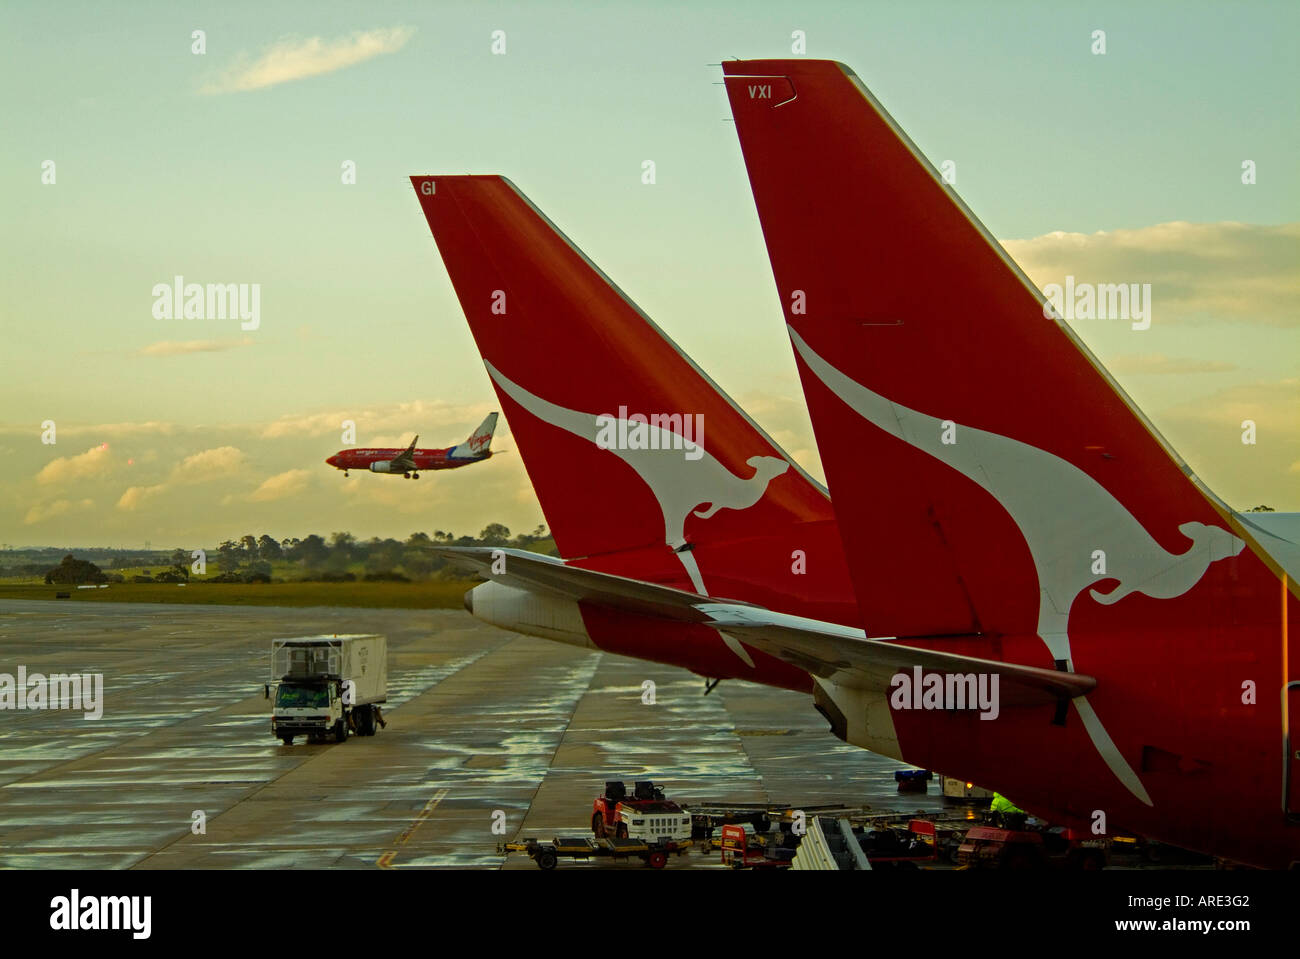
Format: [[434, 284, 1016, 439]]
[[275, 684, 327, 708]]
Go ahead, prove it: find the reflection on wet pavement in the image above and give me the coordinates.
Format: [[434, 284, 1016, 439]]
[[0, 600, 944, 869]]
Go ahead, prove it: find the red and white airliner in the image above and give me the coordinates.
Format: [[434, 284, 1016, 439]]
[[407, 59, 1298, 868], [324, 413, 498, 479]]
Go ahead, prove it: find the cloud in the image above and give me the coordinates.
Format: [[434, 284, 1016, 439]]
[[201, 27, 415, 94], [736, 388, 825, 483], [1152, 378, 1300, 509], [24, 498, 95, 525], [38, 422, 177, 439], [173, 446, 246, 479], [113, 446, 246, 510], [0, 422, 179, 444], [365, 433, 420, 448], [36, 443, 113, 485], [1161, 377, 1300, 434], [140, 338, 252, 357], [116, 484, 166, 511], [249, 469, 312, 502], [1002, 221, 1300, 326], [2, 414, 546, 544], [1106, 354, 1237, 375], [261, 400, 492, 439]]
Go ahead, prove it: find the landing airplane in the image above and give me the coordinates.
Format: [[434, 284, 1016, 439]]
[[409, 60, 1299, 868], [324, 413, 498, 479]]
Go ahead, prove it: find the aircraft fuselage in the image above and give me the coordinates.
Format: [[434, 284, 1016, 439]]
[[325, 448, 490, 474]]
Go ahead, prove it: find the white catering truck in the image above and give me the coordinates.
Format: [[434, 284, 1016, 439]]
[[265, 634, 387, 745]]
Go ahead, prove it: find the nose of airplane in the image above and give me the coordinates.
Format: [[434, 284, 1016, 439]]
[[325, 454, 339, 467]]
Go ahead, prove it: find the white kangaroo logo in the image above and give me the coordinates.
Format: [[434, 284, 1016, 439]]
[[484, 362, 789, 604], [789, 326, 1244, 806]]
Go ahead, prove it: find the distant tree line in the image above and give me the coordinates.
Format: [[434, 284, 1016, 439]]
[[211, 524, 552, 583], [27, 524, 552, 586]]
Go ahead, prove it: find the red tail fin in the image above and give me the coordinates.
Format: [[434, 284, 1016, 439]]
[[722, 60, 1285, 643], [725, 62, 1300, 863], [410, 175, 853, 622]]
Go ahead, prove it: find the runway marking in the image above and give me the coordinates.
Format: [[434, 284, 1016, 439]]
[[376, 787, 449, 868]]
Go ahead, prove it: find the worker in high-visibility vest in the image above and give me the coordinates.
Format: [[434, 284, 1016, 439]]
[[990, 793, 1022, 815], [990, 792, 1026, 828]]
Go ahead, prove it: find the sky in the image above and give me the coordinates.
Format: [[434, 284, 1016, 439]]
[[1, 0, 1296, 549]]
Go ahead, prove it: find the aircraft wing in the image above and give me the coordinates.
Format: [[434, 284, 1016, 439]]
[[390, 435, 419, 471], [694, 604, 1093, 704], [436, 547, 1094, 705], [437, 546, 730, 624]]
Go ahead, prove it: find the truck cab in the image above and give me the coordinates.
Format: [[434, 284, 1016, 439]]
[[271, 678, 345, 744]]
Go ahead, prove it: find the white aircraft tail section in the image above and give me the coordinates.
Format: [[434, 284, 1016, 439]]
[[450, 412, 498, 459]]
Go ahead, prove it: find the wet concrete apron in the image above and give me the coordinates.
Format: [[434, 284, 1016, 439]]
[[0, 601, 943, 869]]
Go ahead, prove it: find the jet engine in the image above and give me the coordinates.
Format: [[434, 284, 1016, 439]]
[[463, 582, 594, 650]]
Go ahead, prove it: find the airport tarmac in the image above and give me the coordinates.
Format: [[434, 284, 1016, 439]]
[[0, 599, 948, 870]]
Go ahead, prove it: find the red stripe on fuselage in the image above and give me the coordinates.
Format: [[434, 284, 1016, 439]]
[[326, 448, 462, 470]]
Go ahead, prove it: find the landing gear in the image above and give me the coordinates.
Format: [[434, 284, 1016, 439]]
[[343, 470, 349, 477], [411, 472, 419, 479], [403, 472, 411, 479]]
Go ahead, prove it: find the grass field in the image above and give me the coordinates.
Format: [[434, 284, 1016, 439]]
[[0, 580, 479, 609]]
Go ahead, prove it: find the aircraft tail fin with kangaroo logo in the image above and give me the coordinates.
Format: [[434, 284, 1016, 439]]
[[410, 175, 854, 620], [723, 59, 1300, 860]]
